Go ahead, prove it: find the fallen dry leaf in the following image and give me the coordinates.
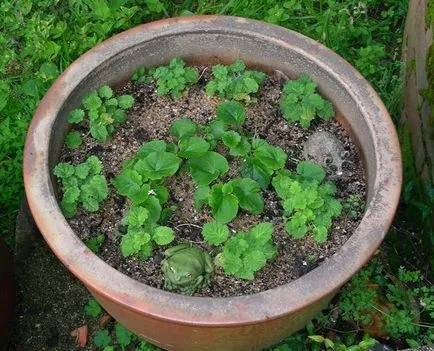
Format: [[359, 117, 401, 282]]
[[70, 325, 88, 347], [98, 313, 112, 328]]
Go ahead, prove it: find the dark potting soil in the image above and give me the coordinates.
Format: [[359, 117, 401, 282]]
[[59, 68, 366, 297]]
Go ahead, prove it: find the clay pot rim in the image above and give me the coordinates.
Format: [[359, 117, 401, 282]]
[[23, 15, 401, 326]]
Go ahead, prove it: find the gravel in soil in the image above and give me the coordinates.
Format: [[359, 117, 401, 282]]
[[60, 68, 366, 297]]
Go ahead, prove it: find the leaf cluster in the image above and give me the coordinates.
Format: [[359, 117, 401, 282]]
[[204, 178, 264, 224], [67, 85, 134, 141], [133, 57, 199, 98], [272, 161, 342, 242], [241, 138, 288, 189], [53, 156, 108, 217], [219, 222, 276, 280], [279, 74, 334, 128], [169, 117, 230, 185], [113, 140, 179, 259], [205, 59, 266, 102]]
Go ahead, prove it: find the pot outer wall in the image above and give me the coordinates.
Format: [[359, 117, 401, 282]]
[[24, 16, 402, 351]]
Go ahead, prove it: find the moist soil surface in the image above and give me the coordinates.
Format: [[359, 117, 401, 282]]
[[60, 68, 366, 297]]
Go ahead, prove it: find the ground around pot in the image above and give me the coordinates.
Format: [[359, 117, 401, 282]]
[[59, 68, 367, 297]]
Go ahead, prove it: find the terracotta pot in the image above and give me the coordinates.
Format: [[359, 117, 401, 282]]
[[24, 16, 402, 351]]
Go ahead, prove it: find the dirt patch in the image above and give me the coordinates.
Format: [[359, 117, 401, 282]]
[[59, 69, 366, 297]]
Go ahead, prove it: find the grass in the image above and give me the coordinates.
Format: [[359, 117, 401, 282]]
[[3, 0, 434, 349]]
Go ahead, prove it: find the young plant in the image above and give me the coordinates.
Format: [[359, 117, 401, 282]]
[[85, 233, 105, 253], [343, 194, 364, 219], [67, 85, 134, 141], [205, 59, 266, 102], [218, 222, 276, 280], [241, 138, 288, 189], [279, 74, 334, 128], [53, 156, 108, 218], [133, 57, 199, 98], [208, 178, 264, 223], [120, 205, 175, 260], [272, 161, 342, 242]]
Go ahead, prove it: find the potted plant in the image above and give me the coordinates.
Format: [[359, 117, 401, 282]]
[[24, 16, 401, 351]]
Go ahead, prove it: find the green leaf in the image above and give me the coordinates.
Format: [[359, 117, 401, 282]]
[[230, 178, 264, 214], [121, 229, 151, 256], [84, 299, 102, 318], [313, 226, 328, 242], [63, 186, 80, 204], [229, 137, 251, 157], [39, 62, 59, 81], [67, 109, 85, 124], [216, 101, 246, 125], [241, 157, 272, 189], [243, 250, 266, 273], [285, 215, 308, 238], [202, 221, 229, 245], [222, 131, 241, 148], [170, 118, 197, 139], [85, 234, 105, 253], [296, 161, 326, 182], [207, 120, 226, 139], [65, 131, 82, 149], [153, 185, 169, 205], [113, 169, 142, 197], [137, 140, 167, 158], [98, 85, 113, 99], [90, 124, 109, 141], [178, 136, 210, 158], [153, 226, 175, 245], [124, 206, 149, 227], [253, 140, 287, 171], [142, 196, 162, 223], [94, 330, 111, 348], [193, 186, 210, 211], [53, 163, 75, 179], [141, 151, 181, 180], [188, 151, 229, 185], [83, 92, 102, 110], [117, 95, 134, 109], [115, 324, 133, 347], [209, 183, 239, 223], [249, 222, 274, 245], [86, 156, 103, 175], [308, 335, 325, 343], [75, 163, 90, 179]]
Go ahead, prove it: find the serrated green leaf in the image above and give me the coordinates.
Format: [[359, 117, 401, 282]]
[[243, 250, 266, 273], [202, 221, 229, 245], [84, 299, 102, 318], [222, 130, 241, 148], [229, 137, 251, 157], [207, 119, 226, 139], [98, 85, 113, 99], [240, 157, 272, 189], [285, 215, 308, 238], [254, 141, 287, 171], [121, 229, 151, 256], [65, 131, 82, 149], [170, 118, 197, 139], [86, 156, 103, 175], [75, 163, 90, 179], [216, 101, 246, 125], [313, 226, 328, 242], [94, 330, 111, 348], [115, 324, 133, 347], [83, 92, 102, 110], [67, 109, 85, 124], [117, 94, 134, 109], [63, 186, 80, 204], [249, 222, 274, 245], [124, 206, 149, 227], [90, 124, 109, 141], [142, 196, 162, 223], [85, 234, 105, 253], [153, 226, 175, 245], [178, 136, 210, 158], [54, 163, 75, 179]]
